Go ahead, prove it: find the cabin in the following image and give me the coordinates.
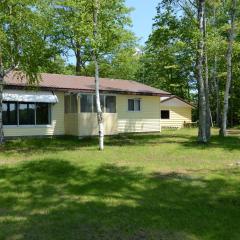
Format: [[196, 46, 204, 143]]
[[2, 72, 193, 137]]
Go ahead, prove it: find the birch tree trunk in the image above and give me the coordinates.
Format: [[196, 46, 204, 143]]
[[197, 0, 208, 143], [93, 0, 104, 150], [212, 7, 221, 127], [220, 0, 236, 137], [213, 56, 221, 127]]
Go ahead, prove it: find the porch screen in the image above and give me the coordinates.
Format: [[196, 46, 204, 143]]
[[80, 94, 116, 113], [105, 96, 116, 113], [65, 94, 78, 113]]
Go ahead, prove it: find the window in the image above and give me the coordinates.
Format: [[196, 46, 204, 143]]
[[19, 103, 35, 125], [93, 95, 105, 112], [36, 103, 51, 125], [128, 99, 141, 112], [105, 96, 116, 113], [161, 110, 170, 119], [3, 101, 51, 126], [81, 94, 93, 112], [64, 95, 70, 113], [65, 95, 77, 113], [80, 94, 116, 113], [3, 102, 17, 125]]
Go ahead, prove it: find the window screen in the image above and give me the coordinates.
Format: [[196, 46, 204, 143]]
[[3, 102, 52, 126], [3, 102, 17, 125], [65, 95, 77, 113], [70, 95, 77, 113], [128, 99, 141, 111], [64, 95, 70, 113], [93, 95, 105, 112], [19, 103, 35, 125], [81, 95, 93, 112], [135, 99, 141, 111], [105, 96, 116, 113], [128, 99, 134, 111], [36, 103, 50, 125], [161, 110, 170, 119]]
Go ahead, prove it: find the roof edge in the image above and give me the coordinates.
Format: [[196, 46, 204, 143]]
[[5, 84, 172, 97], [161, 95, 196, 108]]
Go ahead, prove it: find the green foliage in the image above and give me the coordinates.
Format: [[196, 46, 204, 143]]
[[137, 4, 197, 100], [137, 0, 240, 126], [84, 44, 140, 80], [53, 0, 137, 76], [0, 0, 59, 82]]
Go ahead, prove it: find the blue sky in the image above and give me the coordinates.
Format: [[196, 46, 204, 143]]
[[126, 0, 159, 45]]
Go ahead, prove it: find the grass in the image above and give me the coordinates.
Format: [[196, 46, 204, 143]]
[[0, 128, 240, 240]]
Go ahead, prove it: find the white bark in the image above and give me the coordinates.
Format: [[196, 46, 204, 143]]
[[213, 55, 221, 127], [93, 0, 104, 150], [220, 0, 236, 136]]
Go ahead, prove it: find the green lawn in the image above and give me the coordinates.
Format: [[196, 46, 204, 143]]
[[0, 129, 240, 240]]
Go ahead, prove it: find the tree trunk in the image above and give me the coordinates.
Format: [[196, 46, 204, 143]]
[[203, 15, 211, 139], [93, 0, 104, 150], [197, 0, 207, 143], [0, 74, 4, 144], [212, 7, 221, 127], [220, 0, 236, 136], [213, 56, 221, 127], [76, 52, 81, 76], [0, 50, 4, 144], [75, 41, 82, 76]]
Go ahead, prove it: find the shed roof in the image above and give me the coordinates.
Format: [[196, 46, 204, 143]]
[[161, 95, 195, 108], [5, 72, 170, 96]]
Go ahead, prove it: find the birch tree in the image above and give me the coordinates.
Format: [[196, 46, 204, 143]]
[[92, 0, 104, 150], [220, 0, 237, 136], [87, 0, 132, 150], [0, 0, 57, 144]]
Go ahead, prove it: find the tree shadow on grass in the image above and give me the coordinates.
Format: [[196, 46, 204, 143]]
[[1, 131, 240, 156], [0, 159, 240, 240], [0, 136, 99, 155], [181, 134, 240, 151]]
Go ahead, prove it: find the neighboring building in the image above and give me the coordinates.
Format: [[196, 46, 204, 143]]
[[2, 72, 193, 137], [160, 96, 194, 129]]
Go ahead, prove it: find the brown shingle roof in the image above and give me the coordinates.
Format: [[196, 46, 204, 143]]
[[5, 72, 170, 96]]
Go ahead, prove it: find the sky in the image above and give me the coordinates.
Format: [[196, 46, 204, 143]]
[[125, 0, 159, 45]]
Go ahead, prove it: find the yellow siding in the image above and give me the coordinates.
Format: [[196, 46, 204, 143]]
[[4, 92, 65, 137], [160, 106, 192, 128], [64, 113, 79, 136], [117, 95, 161, 133], [78, 113, 118, 136]]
